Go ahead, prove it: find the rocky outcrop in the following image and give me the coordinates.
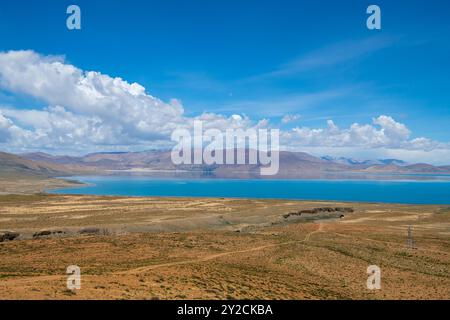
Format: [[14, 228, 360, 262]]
[[283, 207, 354, 219], [0, 231, 20, 242], [33, 230, 65, 238]]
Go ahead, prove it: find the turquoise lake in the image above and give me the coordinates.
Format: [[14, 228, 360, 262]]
[[50, 176, 450, 204]]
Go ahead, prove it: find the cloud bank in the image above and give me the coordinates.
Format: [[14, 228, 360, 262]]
[[0, 50, 257, 151], [0, 50, 448, 163]]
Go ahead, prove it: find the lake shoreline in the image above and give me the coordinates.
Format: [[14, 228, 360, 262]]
[[49, 175, 450, 205]]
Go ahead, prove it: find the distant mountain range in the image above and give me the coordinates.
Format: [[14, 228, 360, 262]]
[[320, 156, 407, 166], [1, 150, 449, 180], [0, 152, 69, 178]]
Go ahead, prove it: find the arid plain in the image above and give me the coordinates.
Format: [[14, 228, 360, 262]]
[[0, 192, 449, 300]]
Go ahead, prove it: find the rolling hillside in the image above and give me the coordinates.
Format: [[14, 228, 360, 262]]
[[16, 150, 450, 178], [0, 152, 92, 178]]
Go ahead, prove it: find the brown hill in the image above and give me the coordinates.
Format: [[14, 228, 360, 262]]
[[12, 150, 450, 178], [0, 152, 93, 178], [0, 152, 66, 177]]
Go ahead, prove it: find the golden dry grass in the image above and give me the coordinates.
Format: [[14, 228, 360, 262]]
[[0, 195, 449, 300]]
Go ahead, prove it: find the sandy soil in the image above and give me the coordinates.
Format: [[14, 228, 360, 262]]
[[0, 194, 449, 300], [0, 177, 81, 195]]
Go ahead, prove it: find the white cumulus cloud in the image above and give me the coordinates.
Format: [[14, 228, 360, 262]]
[[0, 50, 260, 152], [281, 115, 448, 152], [0, 50, 448, 163]]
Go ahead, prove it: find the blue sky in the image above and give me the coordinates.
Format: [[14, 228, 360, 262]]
[[0, 0, 449, 162]]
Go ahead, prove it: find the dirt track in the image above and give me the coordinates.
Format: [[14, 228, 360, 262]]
[[0, 195, 449, 300]]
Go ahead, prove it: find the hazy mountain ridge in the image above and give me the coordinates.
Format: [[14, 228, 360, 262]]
[[0, 152, 96, 179], [0, 152, 68, 177], [320, 156, 407, 166], [13, 150, 450, 178]]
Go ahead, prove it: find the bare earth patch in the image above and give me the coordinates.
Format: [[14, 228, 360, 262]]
[[0, 194, 449, 300]]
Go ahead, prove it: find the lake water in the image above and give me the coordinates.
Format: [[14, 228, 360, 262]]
[[50, 176, 450, 204]]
